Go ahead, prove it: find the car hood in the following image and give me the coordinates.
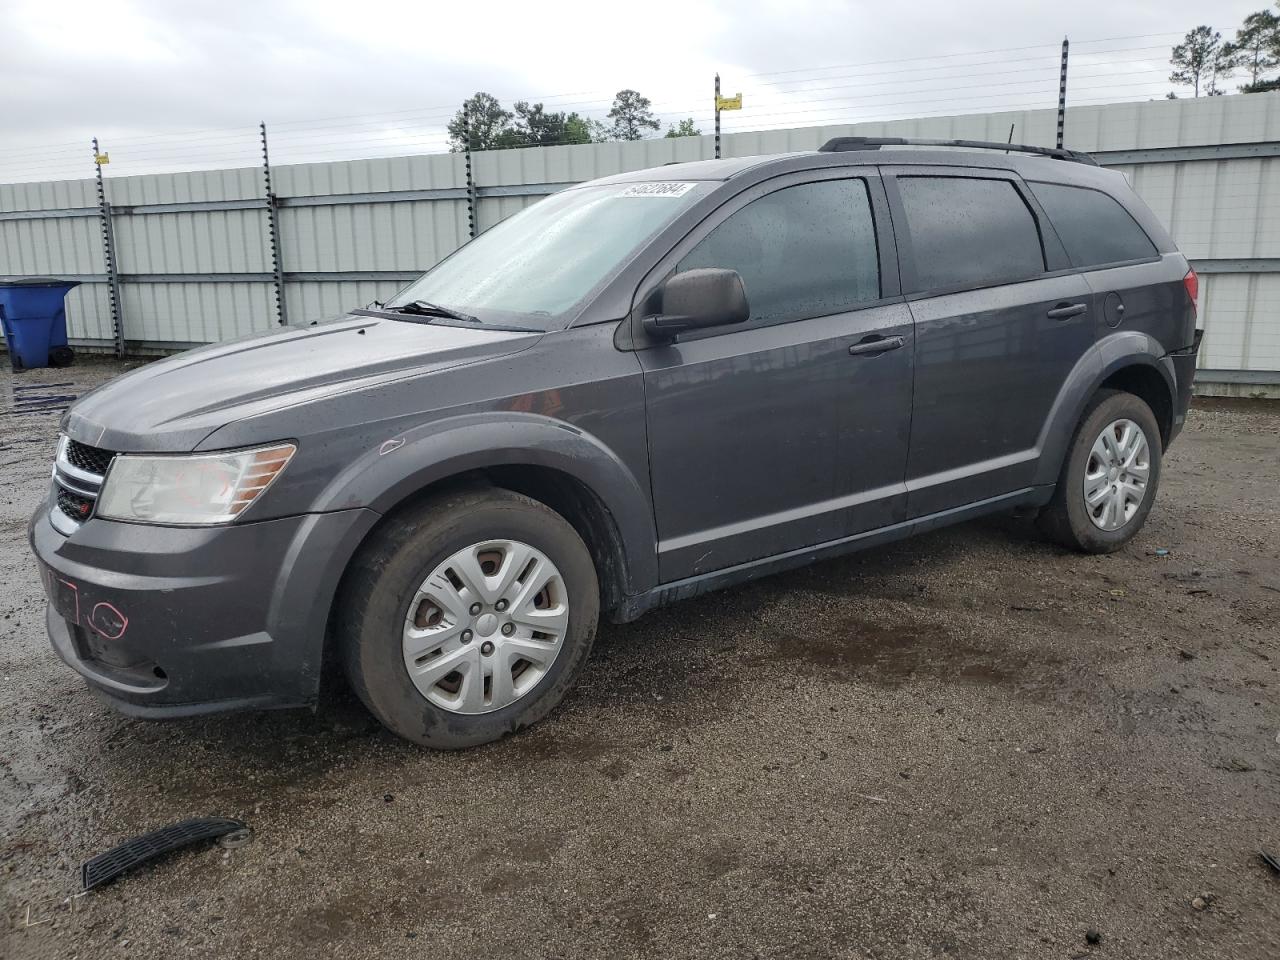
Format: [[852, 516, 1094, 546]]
[[63, 315, 542, 452]]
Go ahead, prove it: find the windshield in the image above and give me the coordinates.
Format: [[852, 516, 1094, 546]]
[[385, 181, 710, 326]]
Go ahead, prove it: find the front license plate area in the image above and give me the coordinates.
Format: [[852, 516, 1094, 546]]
[[41, 565, 82, 626]]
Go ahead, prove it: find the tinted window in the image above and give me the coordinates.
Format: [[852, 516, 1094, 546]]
[[676, 179, 879, 325], [1029, 181, 1158, 267], [897, 177, 1045, 291]]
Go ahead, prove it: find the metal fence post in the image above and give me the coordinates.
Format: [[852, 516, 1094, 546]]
[[260, 122, 288, 325], [463, 108, 477, 239], [714, 73, 722, 159], [92, 138, 125, 358], [1056, 37, 1069, 150]]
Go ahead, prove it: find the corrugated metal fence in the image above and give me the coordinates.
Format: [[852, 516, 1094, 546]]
[[2, 93, 1279, 388]]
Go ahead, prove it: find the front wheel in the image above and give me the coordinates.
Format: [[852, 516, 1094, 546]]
[[1038, 389, 1163, 554], [336, 487, 600, 749]]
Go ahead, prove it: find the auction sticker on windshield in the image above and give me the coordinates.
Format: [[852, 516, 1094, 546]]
[[619, 182, 697, 198]]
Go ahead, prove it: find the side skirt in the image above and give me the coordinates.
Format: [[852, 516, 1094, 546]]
[[611, 486, 1051, 623]]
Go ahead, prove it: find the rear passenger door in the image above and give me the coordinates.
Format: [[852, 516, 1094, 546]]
[[637, 171, 914, 582], [883, 168, 1094, 518], [1024, 180, 1180, 348]]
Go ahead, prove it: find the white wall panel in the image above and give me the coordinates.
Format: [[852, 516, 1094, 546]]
[[285, 280, 405, 319], [104, 166, 263, 206], [1198, 273, 1280, 372], [62, 284, 114, 342], [277, 199, 468, 272], [112, 209, 272, 273], [117, 281, 276, 344], [0, 215, 101, 275]]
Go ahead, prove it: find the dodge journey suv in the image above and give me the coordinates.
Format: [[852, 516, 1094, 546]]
[[30, 137, 1202, 748]]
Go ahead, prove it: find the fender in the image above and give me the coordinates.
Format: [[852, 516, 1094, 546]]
[[309, 411, 659, 597], [1032, 330, 1177, 487]]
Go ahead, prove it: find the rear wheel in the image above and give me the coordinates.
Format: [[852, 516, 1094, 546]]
[[337, 487, 599, 748], [1038, 389, 1163, 553]]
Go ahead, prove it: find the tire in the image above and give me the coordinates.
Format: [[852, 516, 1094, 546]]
[[1037, 388, 1163, 554], [48, 345, 75, 368], [336, 487, 600, 749]]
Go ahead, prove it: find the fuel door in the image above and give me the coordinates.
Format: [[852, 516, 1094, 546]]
[[1103, 291, 1126, 328]]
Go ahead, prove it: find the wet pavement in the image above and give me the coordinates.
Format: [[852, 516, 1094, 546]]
[[2, 358, 1279, 959]]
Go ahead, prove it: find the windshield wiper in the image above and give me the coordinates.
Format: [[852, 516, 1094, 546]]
[[387, 300, 479, 324]]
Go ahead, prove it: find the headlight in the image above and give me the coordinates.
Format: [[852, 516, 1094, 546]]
[[96, 443, 296, 525]]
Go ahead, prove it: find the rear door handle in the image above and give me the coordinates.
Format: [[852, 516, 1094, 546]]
[[848, 334, 905, 357], [1047, 302, 1088, 320]]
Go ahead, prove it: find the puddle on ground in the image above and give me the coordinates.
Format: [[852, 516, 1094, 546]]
[[763, 615, 1056, 690], [5, 380, 80, 417]]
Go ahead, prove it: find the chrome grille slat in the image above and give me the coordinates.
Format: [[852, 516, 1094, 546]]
[[54, 472, 100, 498], [57, 456, 105, 487]]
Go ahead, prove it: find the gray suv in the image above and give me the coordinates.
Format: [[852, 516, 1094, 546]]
[[30, 138, 1202, 748]]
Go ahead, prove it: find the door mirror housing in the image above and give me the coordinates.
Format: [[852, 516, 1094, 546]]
[[643, 268, 749, 339]]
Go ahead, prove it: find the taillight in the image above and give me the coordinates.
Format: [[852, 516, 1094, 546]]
[[1183, 267, 1199, 317]]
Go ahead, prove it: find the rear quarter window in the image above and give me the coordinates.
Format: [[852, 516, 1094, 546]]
[[896, 176, 1046, 292], [1028, 181, 1158, 268]]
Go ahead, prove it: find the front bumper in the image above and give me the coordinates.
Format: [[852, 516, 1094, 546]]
[[29, 495, 379, 717]]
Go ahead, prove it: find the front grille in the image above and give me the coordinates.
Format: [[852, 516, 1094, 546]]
[[57, 487, 95, 522], [65, 439, 114, 476], [51, 435, 115, 532]]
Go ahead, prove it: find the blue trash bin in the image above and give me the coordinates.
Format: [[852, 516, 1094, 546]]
[[0, 278, 79, 371]]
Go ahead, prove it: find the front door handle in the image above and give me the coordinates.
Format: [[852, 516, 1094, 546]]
[[848, 334, 905, 357], [1047, 302, 1088, 320]]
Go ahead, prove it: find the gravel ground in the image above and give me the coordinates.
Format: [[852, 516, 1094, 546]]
[[2, 358, 1278, 960]]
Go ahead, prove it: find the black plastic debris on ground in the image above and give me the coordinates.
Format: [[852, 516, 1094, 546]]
[[82, 817, 248, 890], [8, 382, 79, 416], [1262, 848, 1280, 876]]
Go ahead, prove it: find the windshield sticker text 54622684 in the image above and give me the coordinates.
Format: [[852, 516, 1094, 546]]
[[618, 182, 697, 198]]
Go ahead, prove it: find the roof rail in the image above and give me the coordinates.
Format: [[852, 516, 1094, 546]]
[[817, 136, 1097, 166]]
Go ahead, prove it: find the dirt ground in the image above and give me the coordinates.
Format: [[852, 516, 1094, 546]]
[[1, 358, 1278, 960]]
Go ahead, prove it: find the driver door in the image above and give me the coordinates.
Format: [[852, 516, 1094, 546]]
[[635, 171, 915, 582]]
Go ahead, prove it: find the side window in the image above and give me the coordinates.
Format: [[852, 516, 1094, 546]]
[[1028, 181, 1158, 268], [897, 176, 1045, 291], [676, 178, 880, 325]]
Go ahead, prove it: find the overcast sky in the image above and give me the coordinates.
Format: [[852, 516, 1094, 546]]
[[1, 0, 1266, 182]]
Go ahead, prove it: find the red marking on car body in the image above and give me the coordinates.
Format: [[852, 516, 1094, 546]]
[[56, 577, 81, 626], [88, 602, 128, 640]]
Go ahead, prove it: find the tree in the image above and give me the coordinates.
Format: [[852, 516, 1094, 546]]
[[511, 101, 569, 146], [1170, 26, 1235, 96], [447, 94, 609, 151], [664, 118, 702, 138], [564, 113, 607, 144], [510, 105, 606, 146], [607, 89, 660, 141], [1225, 8, 1280, 90], [447, 92, 514, 151], [1206, 49, 1234, 95]]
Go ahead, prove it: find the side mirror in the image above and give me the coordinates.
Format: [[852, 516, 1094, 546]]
[[643, 268, 749, 339]]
